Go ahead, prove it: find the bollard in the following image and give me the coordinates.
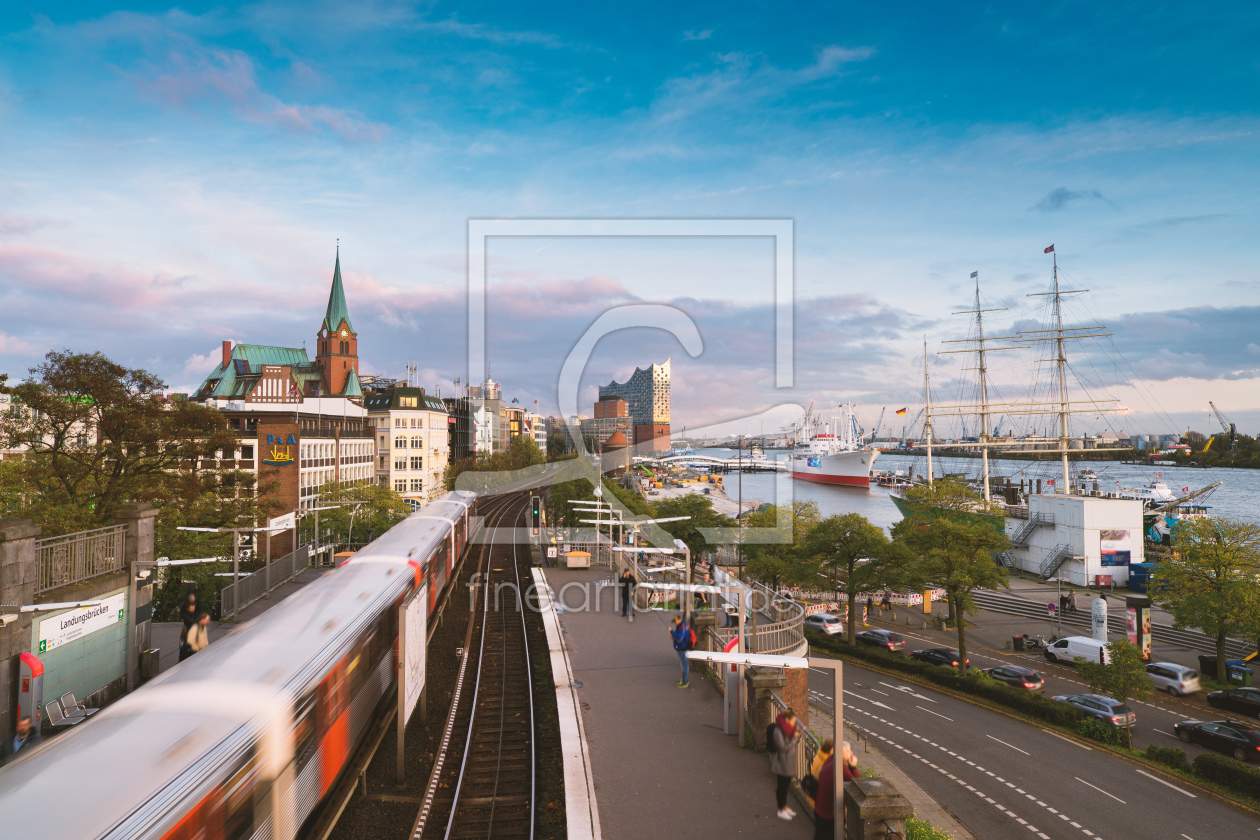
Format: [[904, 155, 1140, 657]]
[[844, 777, 914, 840]]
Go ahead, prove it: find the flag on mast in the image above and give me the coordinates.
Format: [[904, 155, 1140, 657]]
[[895, 407, 907, 415], [970, 271, 978, 279], [1044, 244, 1055, 254]]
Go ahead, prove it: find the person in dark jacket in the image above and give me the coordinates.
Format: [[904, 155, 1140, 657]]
[[619, 569, 636, 618], [669, 616, 691, 687], [1, 716, 40, 764], [180, 593, 199, 629], [769, 710, 801, 821]]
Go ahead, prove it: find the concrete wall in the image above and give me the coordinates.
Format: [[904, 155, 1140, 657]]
[[0, 520, 39, 742]]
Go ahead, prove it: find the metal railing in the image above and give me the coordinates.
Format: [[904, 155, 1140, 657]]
[[36, 525, 127, 594], [1038, 543, 1074, 579], [220, 545, 311, 619]]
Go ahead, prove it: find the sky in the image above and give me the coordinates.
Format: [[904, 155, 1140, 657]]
[[1, 1, 1258, 440]]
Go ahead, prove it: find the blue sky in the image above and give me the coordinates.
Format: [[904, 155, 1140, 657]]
[[1, 2, 1257, 437]]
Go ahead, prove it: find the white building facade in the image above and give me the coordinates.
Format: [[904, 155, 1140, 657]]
[[364, 388, 451, 508], [1005, 494, 1146, 586]]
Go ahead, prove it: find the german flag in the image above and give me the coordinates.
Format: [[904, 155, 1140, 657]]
[[895, 407, 907, 415]]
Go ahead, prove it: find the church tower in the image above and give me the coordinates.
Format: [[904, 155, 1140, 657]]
[[315, 247, 360, 396]]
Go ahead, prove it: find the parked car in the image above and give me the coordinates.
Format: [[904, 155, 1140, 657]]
[[856, 629, 905, 652], [1050, 693, 1136, 727], [911, 648, 968, 668], [1146, 662, 1201, 696], [985, 665, 1045, 692], [804, 613, 844, 635], [1207, 687, 1260, 718], [1174, 719, 1260, 762], [1044, 636, 1110, 665]]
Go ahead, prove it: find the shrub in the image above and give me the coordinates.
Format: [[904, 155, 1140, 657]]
[[906, 817, 953, 840], [1075, 717, 1127, 747], [1144, 744, 1191, 773], [1193, 752, 1260, 799]]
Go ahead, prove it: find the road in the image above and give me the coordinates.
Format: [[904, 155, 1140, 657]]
[[808, 655, 1260, 840]]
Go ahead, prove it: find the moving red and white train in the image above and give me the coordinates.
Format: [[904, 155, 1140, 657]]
[[0, 490, 485, 840]]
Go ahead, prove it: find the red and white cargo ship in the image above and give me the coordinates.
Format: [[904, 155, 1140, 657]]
[[788, 402, 879, 487]]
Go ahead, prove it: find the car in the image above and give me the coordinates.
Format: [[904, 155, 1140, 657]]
[[1146, 662, 1201, 696], [985, 665, 1045, 692], [1051, 693, 1136, 727], [804, 613, 844, 635], [1044, 635, 1110, 665], [1174, 719, 1260, 762], [911, 648, 969, 668], [855, 629, 905, 651], [1207, 687, 1260, 718]]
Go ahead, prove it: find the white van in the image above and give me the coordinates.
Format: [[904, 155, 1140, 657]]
[[1045, 636, 1110, 665]]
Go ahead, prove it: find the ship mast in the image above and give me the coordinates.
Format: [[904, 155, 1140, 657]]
[[976, 275, 992, 502], [1051, 252, 1071, 494], [923, 339, 934, 486]]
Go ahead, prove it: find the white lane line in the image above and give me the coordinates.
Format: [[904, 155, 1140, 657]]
[[1041, 728, 1093, 750], [1180, 835, 1193, 840], [846, 690, 897, 711], [1136, 768, 1197, 798], [870, 688, 891, 696], [1075, 777, 1125, 804], [1155, 729, 1177, 738], [986, 734, 1031, 755]]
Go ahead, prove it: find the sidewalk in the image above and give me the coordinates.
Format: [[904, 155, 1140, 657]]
[[544, 566, 977, 839], [151, 565, 333, 673]]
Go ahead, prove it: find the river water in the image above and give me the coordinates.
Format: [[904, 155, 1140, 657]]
[[695, 449, 1259, 531]]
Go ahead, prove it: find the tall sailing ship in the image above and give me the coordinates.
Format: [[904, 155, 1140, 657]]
[[891, 249, 1219, 521]]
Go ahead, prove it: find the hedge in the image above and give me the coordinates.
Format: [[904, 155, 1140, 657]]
[[808, 633, 1085, 728], [1192, 752, 1260, 799], [1075, 717, 1126, 747], [1144, 745, 1191, 773], [906, 817, 953, 840]]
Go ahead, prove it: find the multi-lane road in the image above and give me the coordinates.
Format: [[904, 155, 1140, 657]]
[[807, 625, 1260, 839]]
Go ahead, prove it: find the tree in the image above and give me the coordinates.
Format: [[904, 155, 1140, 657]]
[[803, 513, 907, 647], [546, 430, 570, 458], [0, 351, 276, 557], [1148, 517, 1260, 682], [648, 494, 733, 557], [742, 501, 821, 590], [443, 433, 548, 490], [308, 479, 412, 548], [1076, 639, 1153, 750], [892, 505, 1009, 674]]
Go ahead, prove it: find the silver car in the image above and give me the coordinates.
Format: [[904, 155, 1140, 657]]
[[804, 613, 844, 635], [1146, 662, 1201, 696]]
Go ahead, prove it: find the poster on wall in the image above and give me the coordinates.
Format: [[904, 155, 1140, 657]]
[[38, 592, 126, 653], [1100, 530, 1132, 566]]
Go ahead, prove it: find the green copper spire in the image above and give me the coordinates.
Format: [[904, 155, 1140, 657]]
[[322, 246, 354, 334]]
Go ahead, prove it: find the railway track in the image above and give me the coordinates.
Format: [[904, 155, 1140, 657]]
[[414, 494, 537, 840]]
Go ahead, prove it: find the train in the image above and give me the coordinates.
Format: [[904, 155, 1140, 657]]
[[0, 490, 485, 840]]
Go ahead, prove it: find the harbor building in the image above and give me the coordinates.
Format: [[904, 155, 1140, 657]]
[[1003, 494, 1146, 587], [599, 358, 671, 452], [580, 396, 632, 451]]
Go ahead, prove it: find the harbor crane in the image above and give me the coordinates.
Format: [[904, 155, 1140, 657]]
[[901, 408, 925, 444], [868, 406, 886, 444], [1207, 401, 1237, 451]]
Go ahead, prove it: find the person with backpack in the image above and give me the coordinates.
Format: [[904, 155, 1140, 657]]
[[769, 709, 801, 820], [670, 615, 694, 687], [619, 568, 636, 618]]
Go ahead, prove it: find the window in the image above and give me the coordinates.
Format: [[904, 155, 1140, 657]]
[[410, 456, 423, 470], [394, 479, 406, 492], [395, 458, 407, 471], [395, 418, 403, 428], [411, 436, 422, 448], [395, 436, 406, 448], [411, 478, 423, 492], [378, 455, 387, 469], [241, 445, 254, 459]]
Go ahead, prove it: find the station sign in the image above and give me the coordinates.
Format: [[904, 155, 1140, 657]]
[[38, 592, 126, 653]]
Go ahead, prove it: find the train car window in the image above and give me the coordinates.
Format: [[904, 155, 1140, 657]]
[[347, 645, 368, 696], [316, 664, 348, 736], [369, 613, 391, 667], [293, 691, 318, 772], [221, 750, 263, 840]]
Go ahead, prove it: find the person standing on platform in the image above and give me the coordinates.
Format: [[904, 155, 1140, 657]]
[[180, 593, 199, 631], [814, 740, 860, 837], [1068, 591, 1078, 614], [619, 568, 636, 618], [185, 613, 211, 658], [670, 616, 691, 687], [1, 716, 40, 764], [806, 738, 834, 812], [770, 709, 801, 821]]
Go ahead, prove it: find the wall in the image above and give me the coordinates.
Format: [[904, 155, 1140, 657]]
[[258, 418, 300, 555], [31, 585, 129, 714]]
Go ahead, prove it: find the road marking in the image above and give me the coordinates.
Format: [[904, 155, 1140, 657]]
[[986, 734, 1031, 755], [1074, 777, 1125, 804], [1180, 835, 1193, 840], [1136, 768, 1196, 798], [847, 691, 896, 711], [1155, 729, 1177, 738], [1041, 728, 1092, 750], [881, 680, 936, 701], [870, 688, 891, 696]]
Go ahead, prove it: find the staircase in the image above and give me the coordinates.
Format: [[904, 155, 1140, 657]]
[[1010, 511, 1053, 546], [1038, 543, 1074, 579], [996, 551, 1016, 570]]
